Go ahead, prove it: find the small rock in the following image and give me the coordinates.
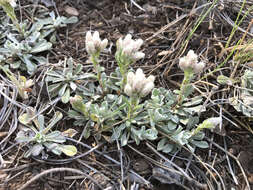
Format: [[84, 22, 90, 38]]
[[64, 6, 79, 16]]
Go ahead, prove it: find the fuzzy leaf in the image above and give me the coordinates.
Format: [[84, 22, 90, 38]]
[[191, 140, 209, 148], [61, 87, 70, 103], [30, 41, 52, 53], [59, 145, 77, 156], [62, 128, 78, 138]]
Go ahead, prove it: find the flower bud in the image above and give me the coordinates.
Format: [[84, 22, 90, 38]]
[[124, 84, 133, 96], [123, 34, 133, 47], [140, 81, 154, 97], [116, 34, 144, 63], [132, 52, 145, 61], [132, 68, 146, 91], [206, 117, 222, 128], [146, 75, 155, 83], [133, 39, 143, 52], [86, 41, 95, 55], [101, 39, 108, 51], [193, 61, 205, 73], [127, 72, 135, 86], [179, 50, 205, 73], [85, 31, 108, 55], [187, 50, 198, 64], [124, 68, 155, 97]]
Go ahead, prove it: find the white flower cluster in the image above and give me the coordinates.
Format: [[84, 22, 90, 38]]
[[0, 0, 16, 7], [117, 34, 145, 62], [124, 68, 155, 97], [179, 50, 205, 73], [85, 31, 108, 55]]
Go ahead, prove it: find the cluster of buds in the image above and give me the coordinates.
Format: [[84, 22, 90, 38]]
[[116, 34, 145, 62], [85, 31, 108, 55], [0, 0, 16, 7], [124, 68, 155, 97], [179, 50, 205, 73]]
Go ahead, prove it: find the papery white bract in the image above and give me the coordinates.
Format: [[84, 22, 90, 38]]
[[116, 34, 145, 62], [124, 68, 155, 97], [179, 50, 205, 73], [85, 31, 108, 55]]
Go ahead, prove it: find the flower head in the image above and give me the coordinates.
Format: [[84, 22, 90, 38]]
[[116, 34, 145, 62], [124, 68, 155, 97], [179, 50, 205, 73], [85, 31, 108, 55]]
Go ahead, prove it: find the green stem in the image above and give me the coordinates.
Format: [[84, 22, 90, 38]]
[[115, 51, 133, 90], [1, 3, 24, 35], [91, 54, 105, 93], [177, 69, 194, 105], [127, 96, 139, 120]]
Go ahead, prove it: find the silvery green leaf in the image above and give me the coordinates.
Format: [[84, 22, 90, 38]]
[[7, 34, 19, 44], [21, 54, 37, 74], [63, 16, 78, 24], [121, 131, 129, 146], [48, 83, 62, 93], [182, 96, 203, 107], [11, 61, 21, 69], [171, 131, 188, 145], [15, 130, 34, 143], [59, 83, 68, 96], [217, 75, 233, 85], [157, 138, 167, 151], [143, 128, 158, 140], [191, 140, 209, 148], [180, 118, 188, 125], [70, 82, 77, 91], [186, 144, 195, 152], [33, 56, 47, 64], [61, 87, 70, 103], [29, 22, 43, 34], [31, 144, 44, 156], [30, 41, 52, 53], [0, 48, 10, 54], [43, 111, 63, 134], [167, 121, 177, 130], [162, 144, 174, 153], [44, 142, 62, 155], [111, 124, 125, 141], [68, 110, 83, 119], [157, 138, 174, 153], [83, 127, 90, 139], [186, 116, 199, 129], [28, 31, 40, 43], [49, 11, 56, 20], [74, 64, 82, 75], [168, 114, 179, 123], [38, 114, 45, 132], [45, 131, 66, 143], [182, 84, 194, 98], [154, 108, 167, 121], [191, 131, 205, 140], [183, 105, 204, 114], [24, 144, 44, 157], [46, 70, 63, 78]]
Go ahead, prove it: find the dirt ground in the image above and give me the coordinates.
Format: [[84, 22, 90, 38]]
[[1, 0, 253, 189]]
